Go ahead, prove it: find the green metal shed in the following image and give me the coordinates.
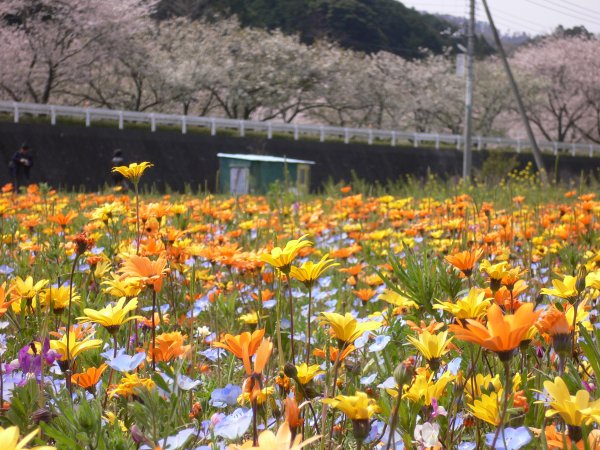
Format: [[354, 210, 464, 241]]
[[217, 153, 315, 195]]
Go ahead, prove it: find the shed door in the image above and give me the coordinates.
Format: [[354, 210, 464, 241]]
[[297, 164, 310, 194], [230, 167, 249, 195]]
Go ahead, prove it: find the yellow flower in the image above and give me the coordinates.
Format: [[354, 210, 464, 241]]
[[434, 288, 491, 320], [93, 260, 112, 280], [40, 286, 80, 313], [586, 270, 600, 290], [111, 162, 153, 185], [480, 260, 510, 286], [402, 371, 455, 406], [237, 386, 274, 406], [407, 330, 453, 362], [542, 377, 600, 426], [378, 289, 419, 314], [0, 425, 55, 450], [92, 202, 125, 225], [229, 421, 320, 450], [77, 297, 143, 334], [322, 391, 380, 420], [238, 311, 264, 325], [540, 275, 578, 301], [319, 312, 381, 344], [102, 273, 142, 298], [295, 363, 325, 385], [103, 412, 127, 433], [11, 276, 48, 311], [260, 235, 312, 274], [289, 254, 338, 288], [50, 333, 102, 362], [109, 372, 155, 398], [469, 391, 501, 426], [465, 373, 502, 402]]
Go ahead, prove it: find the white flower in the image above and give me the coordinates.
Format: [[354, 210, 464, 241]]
[[195, 326, 211, 338], [414, 422, 440, 448]]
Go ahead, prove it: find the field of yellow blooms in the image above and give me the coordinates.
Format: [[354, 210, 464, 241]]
[[0, 162, 598, 450]]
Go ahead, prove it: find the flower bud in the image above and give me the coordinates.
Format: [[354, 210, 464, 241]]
[[351, 419, 371, 442], [283, 362, 298, 380], [394, 362, 412, 387]]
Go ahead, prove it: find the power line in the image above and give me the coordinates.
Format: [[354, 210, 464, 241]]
[[474, 7, 543, 35], [487, 10, 546, 34], [523, 0, 600, 28], [490, 7, 549, 30], [547, 0, 600, 21]]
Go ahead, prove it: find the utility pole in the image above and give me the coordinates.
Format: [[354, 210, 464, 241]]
[[462, 0, 475, 182], [480, 0, 548, 185]]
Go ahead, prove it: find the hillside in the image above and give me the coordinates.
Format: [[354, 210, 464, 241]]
[[155, 0, 493, 58]]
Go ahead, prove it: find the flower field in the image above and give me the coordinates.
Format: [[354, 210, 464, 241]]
[[0, 163, 599, 450]]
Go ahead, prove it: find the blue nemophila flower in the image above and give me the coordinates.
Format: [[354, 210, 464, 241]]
[[200, 348, 225, 362], [213, 408, 253, 439], [176, 374, 201, 391], [360, 373, 377, 385], [485, 427, 532, 450], [369, 335, 391, 352], [210, 384, 242, 408], [103, 349, 146, 372], [377, 376, 396, 389], [141, 427, 196, 450]]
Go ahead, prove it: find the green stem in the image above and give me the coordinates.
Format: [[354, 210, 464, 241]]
[[135, 183, 140, 255], [305, 287, 313, 364], [491, 360, 512, 449], [152, 290, 157, 371], [66, 253, 80, 397], [385, 388, 403, 450], [287, 276, 295, 365]]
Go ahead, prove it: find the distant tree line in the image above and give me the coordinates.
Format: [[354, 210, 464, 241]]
[[1, 0, 599, 144]]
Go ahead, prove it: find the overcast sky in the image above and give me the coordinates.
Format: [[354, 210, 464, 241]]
[[399, 0, 600, 35]]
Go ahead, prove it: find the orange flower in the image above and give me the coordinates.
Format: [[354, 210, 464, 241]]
[[501, 267, 528, 291], [353, 288, 377, 303], [534, 424, 600, 450], [251, 289, 275, 302], [536, 307, 571, 336], [242, 338, 273, 402], [119, 255, 168, 292], [449, 303, 541, 360], [329, 244, 362, 259], [72, 364, 108, 391], [48, 211, 78, 229], [313, 344, 355, 362], [140, 312, 169, 329], [285, 396, 303, 432], [0, 282, 15, 318], [445, 248, 484, 277], [406, 319, 444, 334], [148, 331, 191, 362], [212, 329, 266, 374], [339, 264, 365, 277]]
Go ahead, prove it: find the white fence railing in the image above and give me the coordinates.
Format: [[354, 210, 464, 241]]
[[1, 101, 599, 157]]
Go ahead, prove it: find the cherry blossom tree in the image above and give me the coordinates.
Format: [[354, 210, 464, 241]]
[[512, 36, 597, 142], [0, 0, 156, 103]]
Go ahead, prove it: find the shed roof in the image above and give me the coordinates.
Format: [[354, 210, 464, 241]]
[[217, 153, 315, 165]]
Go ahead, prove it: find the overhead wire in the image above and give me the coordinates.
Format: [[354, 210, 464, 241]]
[[542, 0, 600, 21], [522, 0, 600, 28]]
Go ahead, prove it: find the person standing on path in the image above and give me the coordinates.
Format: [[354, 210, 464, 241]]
[[9, 143, 33, 191]]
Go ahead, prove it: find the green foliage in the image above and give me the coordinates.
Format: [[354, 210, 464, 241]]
[[156, 0, 491, 59], [41, 393, 133, 450], [378, 246, 441, 315], [475, 151, 519, 186], [2, 380, 41, 433]]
